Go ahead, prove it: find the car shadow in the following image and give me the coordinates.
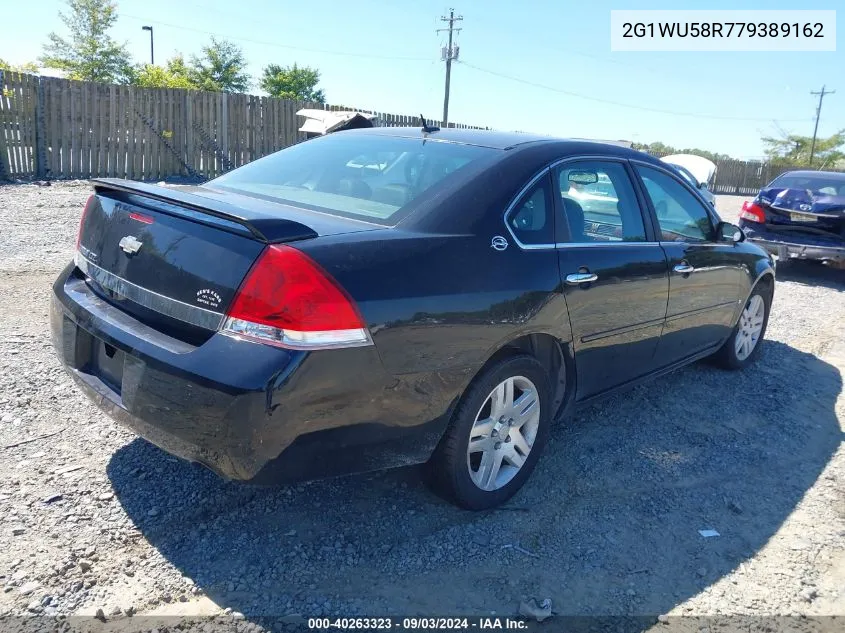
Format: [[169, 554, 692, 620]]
[[775, 260, 845, 292], [107, 339, 843, 622]]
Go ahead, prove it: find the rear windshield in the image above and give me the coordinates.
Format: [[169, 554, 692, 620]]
[[209, 133, 499, 224], [768, 173, 845, 197]]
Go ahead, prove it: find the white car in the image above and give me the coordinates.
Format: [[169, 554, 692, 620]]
[[660, 154, 717, 206]]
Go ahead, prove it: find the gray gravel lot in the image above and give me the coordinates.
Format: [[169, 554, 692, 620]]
[[0, 183, 843, 627]]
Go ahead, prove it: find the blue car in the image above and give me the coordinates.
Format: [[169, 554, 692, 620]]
[[739, 170, 845, 267]]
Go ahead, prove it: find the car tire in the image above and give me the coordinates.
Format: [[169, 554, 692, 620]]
[[712, 280, 773, 370], [425, 354, 552, 510]]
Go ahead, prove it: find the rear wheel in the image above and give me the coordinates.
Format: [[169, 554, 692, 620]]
[[425, 355, 551, 510], [712, 281, 772, 370]]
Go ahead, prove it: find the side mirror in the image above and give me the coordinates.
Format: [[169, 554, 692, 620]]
[[699, 182, 709, 190], [718, 221, 744, 243]]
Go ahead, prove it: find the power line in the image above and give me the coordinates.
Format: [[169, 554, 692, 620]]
[[121, 14, 432, 62], [437, 8, 462, 126], [809, 85, 835, 166], [468, 15, 683, 78], [457, 60, 812, 123]]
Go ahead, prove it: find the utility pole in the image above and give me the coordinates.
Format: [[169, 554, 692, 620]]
[[437, 9, 462, 127], [142, 25, 154, 65], [809, 85, 835, 166]]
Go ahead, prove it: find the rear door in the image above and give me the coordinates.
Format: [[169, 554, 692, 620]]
[[553, 159, 670, 400], [632, 163, 745, 367]]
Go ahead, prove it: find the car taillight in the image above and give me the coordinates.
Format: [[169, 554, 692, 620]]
[[76, 194, 95, 249], [221, 244, 371, 350], [739, 200, 766, 223]]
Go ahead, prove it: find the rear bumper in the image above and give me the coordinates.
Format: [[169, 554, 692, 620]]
[[749, 239, 845, 263], [51, 264, 451, 483], [740, 222, 845, 263]]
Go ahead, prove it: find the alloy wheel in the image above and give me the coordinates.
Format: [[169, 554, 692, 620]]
[[735, 294, 765, 361], [466, 375, 540, 491]]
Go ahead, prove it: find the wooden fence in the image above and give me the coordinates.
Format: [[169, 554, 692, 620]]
[[2, 70, 841, 192], [646, 151, 842, 196], [704, 159, 817, 196], [0, 71, 480, 182]]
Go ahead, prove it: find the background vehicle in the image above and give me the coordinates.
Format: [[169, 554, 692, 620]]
[[52, 129, 775, 510], [661, 154, 717, 206], [666, 162, 716, 207], [297, 108, 377, 139], [738, 170, 845, 267]]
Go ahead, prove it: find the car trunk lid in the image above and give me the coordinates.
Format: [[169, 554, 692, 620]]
[[756, 186, 845, 242], [76, 179, 380, 340]]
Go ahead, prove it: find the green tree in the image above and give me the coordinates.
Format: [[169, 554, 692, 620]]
[[0, 59, 40, 73], [131, 56, 194, 88], [761, 129, 845, 168], [188, 38, 250, 93], [259, 63, 325, 102], [633, 141, 675, 155], [632, 141, 732, 162], [167, 55, 191, 81], [39, 0, 132, 83]]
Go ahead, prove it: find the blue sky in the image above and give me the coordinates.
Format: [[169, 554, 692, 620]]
[[3, 0, 842, 158]]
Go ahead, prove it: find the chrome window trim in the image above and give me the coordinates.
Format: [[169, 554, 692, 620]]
[[74, 252, 225, 331], [502, 154, 660, 252], [554, 241, 663, 249]]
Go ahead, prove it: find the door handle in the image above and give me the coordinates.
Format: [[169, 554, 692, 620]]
[[565, 272, 599, 285], [673, 263, 695, 274]]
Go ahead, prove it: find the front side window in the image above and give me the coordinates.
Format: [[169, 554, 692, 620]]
[[210, 133, 499, 225], [557, 161, 647, 243], [636, 165, 715, 242]]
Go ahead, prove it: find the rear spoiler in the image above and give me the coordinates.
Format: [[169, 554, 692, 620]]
[[90, 178, 318, 243]]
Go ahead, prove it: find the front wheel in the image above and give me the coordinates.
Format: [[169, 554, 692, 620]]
[[712, 282, 772, 369], [425, 355, 551, 510]]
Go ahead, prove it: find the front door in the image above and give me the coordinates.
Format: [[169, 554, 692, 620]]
[[633, 163, 745, 367], [554, 159, 670, 400]]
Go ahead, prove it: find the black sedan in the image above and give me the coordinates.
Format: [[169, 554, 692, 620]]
[[51, 128, 775, 509]]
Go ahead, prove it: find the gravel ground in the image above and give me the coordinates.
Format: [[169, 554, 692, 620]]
[[0, 183, 843, 628]]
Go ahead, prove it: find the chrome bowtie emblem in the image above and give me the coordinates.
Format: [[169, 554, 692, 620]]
[[119, 235, 143, 255], [491, 235, 509, 251]]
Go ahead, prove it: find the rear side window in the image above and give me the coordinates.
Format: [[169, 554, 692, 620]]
[[557, 161, 647, 243], [209, 134, 498, 225], [506, 175, 555, 246]]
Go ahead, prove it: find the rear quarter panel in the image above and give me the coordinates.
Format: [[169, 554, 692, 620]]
[[297, 228, 570, 418]]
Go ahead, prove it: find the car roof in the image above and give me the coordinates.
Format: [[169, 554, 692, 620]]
[[778, 170, 845, 180], [336, 126, 652, 159]]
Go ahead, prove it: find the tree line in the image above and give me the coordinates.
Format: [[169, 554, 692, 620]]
[[0, 0, 325, 102], [3, 0, 842, 168], [633, 131, 845, 169]]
